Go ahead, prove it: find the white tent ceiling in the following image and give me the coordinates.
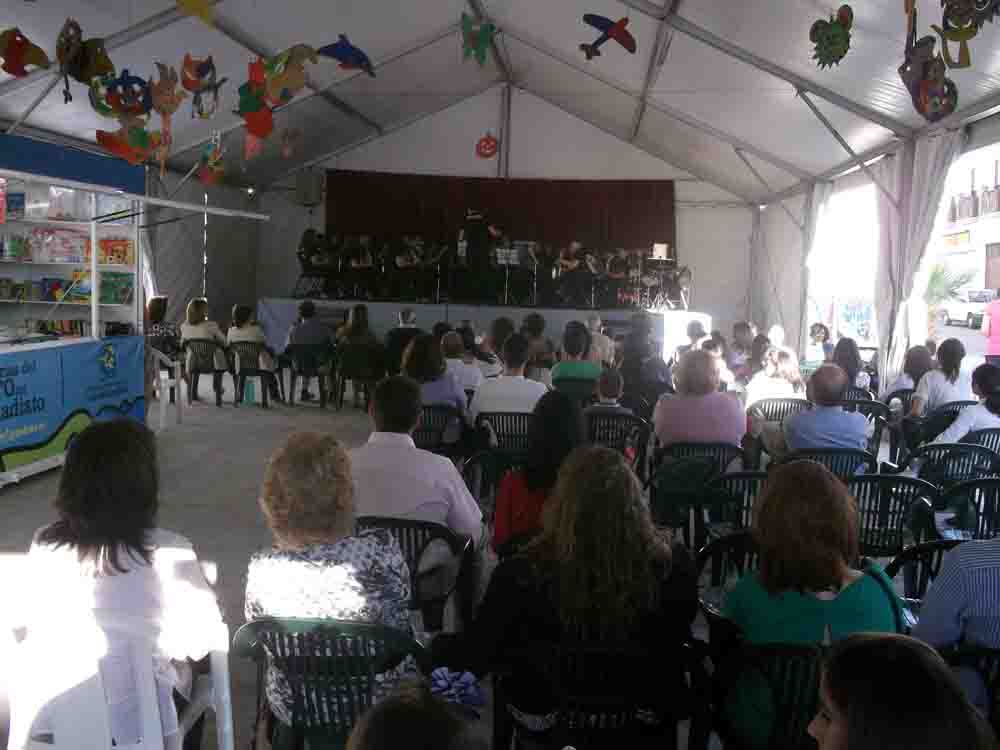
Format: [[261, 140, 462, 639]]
[[3, 0, 1000, 202]]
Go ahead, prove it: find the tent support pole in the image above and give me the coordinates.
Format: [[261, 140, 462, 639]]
[[734, 147, 803, 230], [630, 0, 682, 142], [6, 77, 61, 135]]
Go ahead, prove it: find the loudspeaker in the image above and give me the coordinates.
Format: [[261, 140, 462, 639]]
[[295, 168, 324, 207]]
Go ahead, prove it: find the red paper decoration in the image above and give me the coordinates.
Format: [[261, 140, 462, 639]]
[[476, 132, 498, 159]]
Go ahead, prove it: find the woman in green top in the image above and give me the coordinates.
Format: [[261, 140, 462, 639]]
[[721, 460, 904, 749]]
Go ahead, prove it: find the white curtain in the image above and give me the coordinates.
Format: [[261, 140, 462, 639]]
[[798, 181, 834, 353], [874, 130, 966, 383]]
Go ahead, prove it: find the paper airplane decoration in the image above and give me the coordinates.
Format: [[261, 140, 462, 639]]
[[580, 14, 637, 61]]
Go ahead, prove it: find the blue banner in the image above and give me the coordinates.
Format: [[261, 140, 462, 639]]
[[0, 134, 145, 195], [0, 337, 145, 472]]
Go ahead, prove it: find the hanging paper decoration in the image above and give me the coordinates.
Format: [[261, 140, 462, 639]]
[[461, 12, 496, 66], [88, 74, 117, 118], [0, 28, 51, 77], [175, 0, 214, 26], [244, 131, 264, 161], [810, 5, 853, 68], [199, 135, 225, 185], [476, 132, 498, 159], [235, 58, 274, 139], [317, 35, 375, 77], [263, 44, 317, 106], [105, 69, 153, 117], [579, 14, 637, 61], [898, 0, 958, 122], [97, 114, 163, 166], [280, 128, 302, 159], [182, 53, 228, 119], [932, 1, 980, 68], [150, 63, 188, 176], [56, 19, 115, 103]]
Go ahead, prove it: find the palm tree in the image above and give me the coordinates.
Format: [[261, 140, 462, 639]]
[[924, 263, 976, 339]]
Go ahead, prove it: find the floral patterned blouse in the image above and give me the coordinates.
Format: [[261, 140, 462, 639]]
[[244, 528, 413, 726]]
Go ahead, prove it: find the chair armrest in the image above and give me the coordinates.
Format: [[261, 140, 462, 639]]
[[880, 460, 903, 474]]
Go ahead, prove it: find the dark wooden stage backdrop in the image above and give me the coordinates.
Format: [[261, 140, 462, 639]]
[[326, 170, 676, 251]]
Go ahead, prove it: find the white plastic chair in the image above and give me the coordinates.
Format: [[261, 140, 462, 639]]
[[150, 347, 183, 431], [6, 621, 233, 750]]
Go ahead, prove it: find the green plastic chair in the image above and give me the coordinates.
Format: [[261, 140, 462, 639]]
[[233, 618, 427, 750]]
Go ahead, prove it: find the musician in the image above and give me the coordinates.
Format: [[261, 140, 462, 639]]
[[605, 247, 632, 308], [557, 240, 595, 308], [344, 235, 376, 299], [460, 209, 502, 302]]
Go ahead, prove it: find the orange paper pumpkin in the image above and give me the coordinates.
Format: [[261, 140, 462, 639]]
[[476, 132, 498, 159]]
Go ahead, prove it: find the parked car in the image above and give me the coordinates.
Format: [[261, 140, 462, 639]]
[[941, 289, 995, 327]]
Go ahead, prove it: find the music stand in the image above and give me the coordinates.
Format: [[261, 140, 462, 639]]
[[496, 247, 519, 305]]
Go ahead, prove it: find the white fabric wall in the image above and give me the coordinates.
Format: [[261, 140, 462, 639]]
[[753, 195, 807, 351], [258, 85, 753, 333]]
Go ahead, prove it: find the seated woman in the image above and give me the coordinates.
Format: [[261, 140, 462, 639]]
[[403, 334, 467, 414], [803, 322, 833, 364], [14, 420, 222, 750], [147, 295, 181, 357], [179, 297, 228, 401], [442, 331, 483, 394], [227, 304, 277, 394], [653, 350, 745, 447], [493, 391, 586, 551], [743, 346, 804, 412], [933, 363, 1000, 443], [909, 337, 973, 416], [810, 634, 997, 750], [245, 432, 413, 733], [336, 303, 378, 346], [832, 337, 871, 391], [433, 446, 697, 741], [880, 344, 933, 401], [721, 460, 903, 749]]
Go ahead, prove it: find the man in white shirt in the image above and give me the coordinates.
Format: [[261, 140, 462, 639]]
[[468, 332, 548, 421], [441, 331, 483, 393], [351, 376, 483, 542], [587, 314, 615, 366]]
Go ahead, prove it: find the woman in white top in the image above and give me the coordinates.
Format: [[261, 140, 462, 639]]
[[881, 345, 934, 402], [744, 346, 806, 412], [934, 363, 1000, 443], [227, 304, 276, 372], [180, 297, 227, 372], [910, 338, 973, 416], [442, 331, 483, 393], [12, 420, 223, 750]]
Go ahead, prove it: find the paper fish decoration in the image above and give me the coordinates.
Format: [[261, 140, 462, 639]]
[[97, 116, 162, 166], [318, 35, 375, 77], [899, 1, 958, 122], [810, 5, 853, 68], [0, 28, 51, 77], [580, 14, 637, 60], [461, 12, 496, 67], [56, 19, 115, 103], [264, 44, 317, 106], [182, 53, 228, 118], [175, 0, 214, 26]]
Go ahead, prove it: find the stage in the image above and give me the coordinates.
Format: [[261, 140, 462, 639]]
[[257, 298, 710, 363]]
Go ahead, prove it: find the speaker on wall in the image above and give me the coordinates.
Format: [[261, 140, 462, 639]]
[[295, 168, 324, 207]]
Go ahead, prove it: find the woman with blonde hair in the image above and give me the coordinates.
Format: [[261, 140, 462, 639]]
[[245, 432, 412, 733], [180, 297, 228, 401], [433, 445, 697, 740]]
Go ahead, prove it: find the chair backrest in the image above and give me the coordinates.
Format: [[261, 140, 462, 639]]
[[461, 450, 523, 524], [146, 334, 179, 359], [846, 475, 938, 557], [228, 340, 268, 373], [232, 618, 425, 740], [922, 401, 980, 443], [183, 338, 225, 372], [747, 397, 811, 424], [938, 645, 1000, 732], [337, 341, 384, 379], [695, 530, 761, 611], [285, 343, 334, 376], [777, 448, 877, 480], [845, 386, 873, 401], [658, 441, 744, 474], [883, 388, 915, 414], [884, 539, 965, 601], [476, 411, 534, 455], [552, 377, 597, 406], [963, 428, 1000, 454], [907, 443, 1000, 490], [840, 400, 890, 456], [413, 405, 462, 454], [706, 472, 768, 530], [586, 412, 650, 478], [938, 478, 1000, 540]]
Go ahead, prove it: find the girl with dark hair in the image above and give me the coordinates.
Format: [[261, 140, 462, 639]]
[[806, 322, 834, 362], [147, 296, 180, 354], [909, 337, 972, 416], [933, 363, 1000, 442], [434, 446, 697, 741], [736, 333, 771, 382], [227, 303, 276, 383], [337, 303, 377, 345], [810, 634, 997, 750], [492, 391, 587, 549], [832, 337, 870, 391], [23, 420, 222, 748], [403, 334, 467, 414], [881, 344, 934, 399]]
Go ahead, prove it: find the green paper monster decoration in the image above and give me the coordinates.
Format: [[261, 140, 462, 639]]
[[461, 12, 496, 66], [810, 5, 854, 68]]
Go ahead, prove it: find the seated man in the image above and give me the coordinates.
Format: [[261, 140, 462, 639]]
[[552, 321, 602, 383], [350, 376, 483, 543], [782, 364, 871, 452], [913, 537, 1000, 710], [583, 368, 633, 417], [284, 300, 335, 401], [384, 308, 425, 376], [469, 333, 548, 421]]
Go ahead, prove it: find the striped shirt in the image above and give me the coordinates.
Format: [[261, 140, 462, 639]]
[[913, 538, 1000, 649]]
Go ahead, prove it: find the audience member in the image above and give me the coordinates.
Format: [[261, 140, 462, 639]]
[[147, 295, 181, 356], [458, 324, 501, 380], [468, 333, 548, 421], [584, 368, 633, 417], [586, 313, 614, 365], [767, 324, 786, 349], [674, 319, 707, 363], [521, 312, 556, 384], [337, 303, 378, 345], [227, 303, 276, 374], [433, 446, 697, 742], [810, 634, 997, 750], [653, 350, 745, 447], [180, 297, 228, 402], [910, 337, 972, 416], [432, 321, 454, 340], [442, 331, 483, 393], [744, 346, 805, 411], [738, 333, 771, 381], [783, 364, 870, 452], [881, 344, 934, 400], [913, 536, 1000, 711], [285, 300, 336, 402], [385, 308, 425, 376], [478, 317, 515, 379], [728, 321, 756, 372], [933, 363, 1000, 443], [722, 461, 903, 748], [347, 683, 482, 750], [832, 337, 871, 391], [23, 421, 222, 750], [805, 322, 833, 363], [403, 334, 467, 414], [551, 321, 601, 382], [246, 432, 412, 731], [493, 391, 586, 550], [701, 336, 736, 387], [351, 377, 483, 543]]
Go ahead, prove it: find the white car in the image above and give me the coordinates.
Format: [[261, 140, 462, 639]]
[[941, 289, 995, 328]]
